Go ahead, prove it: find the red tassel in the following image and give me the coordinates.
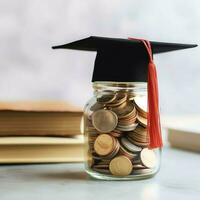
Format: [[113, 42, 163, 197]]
[[128, 38, 163, 149], [147, 61, 163, 148]]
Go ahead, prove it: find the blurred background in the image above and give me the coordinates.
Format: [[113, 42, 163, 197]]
[[0, 0, 199, 115]]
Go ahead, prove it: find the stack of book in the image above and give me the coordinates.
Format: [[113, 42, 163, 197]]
[[0, 101, 84, 163], [163, 115, 200, 153]]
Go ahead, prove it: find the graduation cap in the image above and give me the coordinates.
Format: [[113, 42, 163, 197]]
[[52, 36, 197, 82], [52, 36, 197, 149]]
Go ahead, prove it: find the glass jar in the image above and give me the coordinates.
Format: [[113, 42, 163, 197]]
[[83, 82, 161, 180]]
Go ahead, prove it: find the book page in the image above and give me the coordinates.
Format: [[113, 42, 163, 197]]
[[162, 115, 200, 133]]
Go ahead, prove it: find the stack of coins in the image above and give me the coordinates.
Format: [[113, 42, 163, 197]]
[[85, 92, 157, 176], [127, 125, 149, 147]]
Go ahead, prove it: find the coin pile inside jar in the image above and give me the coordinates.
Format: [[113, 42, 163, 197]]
[[85, 92, 157, 176]]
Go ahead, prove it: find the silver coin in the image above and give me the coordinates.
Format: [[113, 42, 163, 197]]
[[92, 167, 110, 174], [132, 164, 146, 169], [140, 148, 157, 168], [121, 137, 142, 153], [117, 123, 138, 131], [132, 168, 153, 175]]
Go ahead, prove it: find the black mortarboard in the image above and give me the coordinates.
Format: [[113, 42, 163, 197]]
[[52, 36, 197, 82]]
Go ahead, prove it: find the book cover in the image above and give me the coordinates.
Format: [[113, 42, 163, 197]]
[[0, 101, 83, 136], [0, 136, 84, 163]]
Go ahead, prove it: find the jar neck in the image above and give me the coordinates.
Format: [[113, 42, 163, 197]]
[[93, 81, 147, 96]]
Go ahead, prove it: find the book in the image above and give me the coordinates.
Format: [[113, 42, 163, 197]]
[[0, 101, 83, 136], [162, 115, 200, 152], [0, 136, 84, 163]]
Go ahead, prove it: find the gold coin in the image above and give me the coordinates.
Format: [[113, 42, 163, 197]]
[[118, 114, 137, 126], [109, 156, 133, 176], [92, 109, 118, 132], [126, 135, 149, 147], [140, 148, 156, 168], [108, 93, 127, 107], [94, 134, 115, 156], [137, 114, 147, 127], [134, 96, 147, 117], [102, 138, 120, 159], [137, 110, 147, 118], [110, 130, 122, 137], [90, 102, 104, 111], [132, 137, 149, 146], [97, 94, 116, 104], [119, 145, 136, 160], [134, 96, 147, 112], [114, 93, 127, 102], [129, 128, 149, 143], [87, 151, 94, 167], [117, 102, 135, 119], [133, 125, 147, 135]]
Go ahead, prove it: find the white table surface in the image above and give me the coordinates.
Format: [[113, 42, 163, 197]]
[[0, 145, 199, 200]]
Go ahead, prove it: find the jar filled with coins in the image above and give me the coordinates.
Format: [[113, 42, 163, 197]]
[[53, 36, 196, 180], [83, 82, 161, 180]]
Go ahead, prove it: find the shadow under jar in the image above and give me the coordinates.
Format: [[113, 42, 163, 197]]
[[84, 82, 161, 180]]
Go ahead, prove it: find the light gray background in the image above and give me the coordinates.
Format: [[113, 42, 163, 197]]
[[0, 0, 199, 114]]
